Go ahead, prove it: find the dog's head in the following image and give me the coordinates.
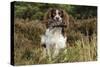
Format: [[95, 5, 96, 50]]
[[43, 8, 69, 28]]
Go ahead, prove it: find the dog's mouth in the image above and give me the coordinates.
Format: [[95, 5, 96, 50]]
[[54, 19, 60, 22], [53, 18, 62, 22], [48, 20, 67, 28]]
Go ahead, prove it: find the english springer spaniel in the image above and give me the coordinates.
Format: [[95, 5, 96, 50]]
[[41, 8, 69, 59]]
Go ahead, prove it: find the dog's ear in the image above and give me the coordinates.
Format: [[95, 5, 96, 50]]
[[42, 8, 53, 27], [62, 10, 69, 29], [61, 10, 69, 37]]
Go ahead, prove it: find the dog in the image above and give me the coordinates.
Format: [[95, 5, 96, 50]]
[[41, 8, 69, 59]]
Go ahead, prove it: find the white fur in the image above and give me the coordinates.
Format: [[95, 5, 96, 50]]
[[41, 28, 66, 58]]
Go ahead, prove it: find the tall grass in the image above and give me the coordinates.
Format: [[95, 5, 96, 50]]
[[14, 18, 97, 65]]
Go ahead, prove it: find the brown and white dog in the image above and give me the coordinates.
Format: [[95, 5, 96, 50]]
[[41, 8, 69, 58]]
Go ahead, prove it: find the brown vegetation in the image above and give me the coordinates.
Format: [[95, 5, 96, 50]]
[[14, 17, 97, 65]]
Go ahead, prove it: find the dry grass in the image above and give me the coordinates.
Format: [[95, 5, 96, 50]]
[[14, 18, 97, 65]]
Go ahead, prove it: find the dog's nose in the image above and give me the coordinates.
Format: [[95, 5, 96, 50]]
[[56, 17, 59, 20]]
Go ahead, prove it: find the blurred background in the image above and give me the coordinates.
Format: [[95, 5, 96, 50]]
[[14, 2, 97, 20]]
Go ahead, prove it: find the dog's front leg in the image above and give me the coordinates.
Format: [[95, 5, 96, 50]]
[[46, 45, 52, 61], [42, 48, 47, 58], [53, 44, 59, 58]]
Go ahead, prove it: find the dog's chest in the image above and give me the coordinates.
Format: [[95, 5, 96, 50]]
[[41, 28, 66, 48]]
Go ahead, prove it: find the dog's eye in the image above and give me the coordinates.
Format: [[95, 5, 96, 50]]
[[58, 12, 61, 14], [59, 12, 62, 16], [59, 12, 61, 15], [53, 12, 56, 16]]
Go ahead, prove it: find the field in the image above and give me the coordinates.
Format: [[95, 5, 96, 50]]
[[14, 17, 97, 65]]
